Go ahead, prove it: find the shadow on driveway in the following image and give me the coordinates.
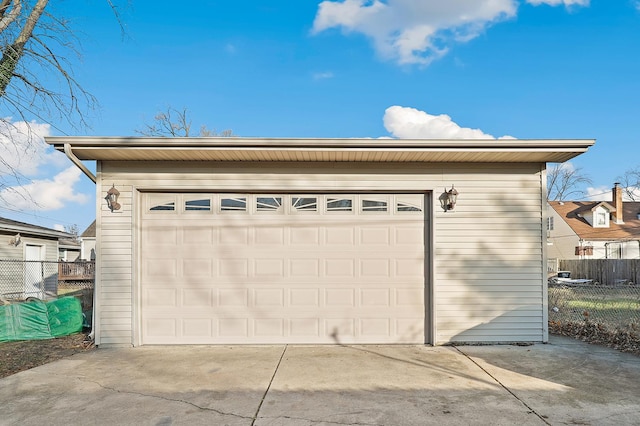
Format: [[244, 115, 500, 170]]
[[1, 336, 639, 425]]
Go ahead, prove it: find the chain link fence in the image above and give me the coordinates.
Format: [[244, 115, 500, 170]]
[[1, 259, 94, 301], [0, 260, 60, 300], [549, 282, 640, 353]]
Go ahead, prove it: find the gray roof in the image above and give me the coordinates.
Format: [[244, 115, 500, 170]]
[[81, 220, 96, 238], [0, 217, 73, 239]]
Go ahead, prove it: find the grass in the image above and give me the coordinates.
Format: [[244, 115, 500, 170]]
[[549, 286, 640, 327], [567, 299, 640, 311]]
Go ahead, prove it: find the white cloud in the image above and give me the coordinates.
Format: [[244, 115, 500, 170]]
[[0, 118, 66, 177], [526, 0, 589, 6], [1, 166, 89, 211], [583, 186, 609, 201], [585, 184, 640, 202], [312, 71, 335, 80], [383, 105, 513, 139], [312, 0, 589, 65], [312, 0, 518, 65]]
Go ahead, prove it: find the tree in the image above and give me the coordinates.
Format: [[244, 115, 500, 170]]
[[136, 106, 234, 137], [0, 0, 122, 201], [64, 223, 79, 241], [547, 163, 592, 201], [0, 0, 124, 125], [616, 167, 640, 201]]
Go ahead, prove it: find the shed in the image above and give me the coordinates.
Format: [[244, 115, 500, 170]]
[[46, 137, 594, 347], [0, 217, 73, 298]]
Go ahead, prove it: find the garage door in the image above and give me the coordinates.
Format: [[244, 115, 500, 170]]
[[140, 193, 426, 344]]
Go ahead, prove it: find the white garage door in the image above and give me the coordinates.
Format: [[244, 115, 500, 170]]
[[140, 193, 426, 344]]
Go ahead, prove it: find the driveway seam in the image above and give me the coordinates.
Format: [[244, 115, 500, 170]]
[[252, 344, 287, 426], [454, 346, 551, 426]]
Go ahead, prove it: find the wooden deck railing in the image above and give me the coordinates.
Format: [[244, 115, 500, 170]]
[[58, 261, 95, 281]]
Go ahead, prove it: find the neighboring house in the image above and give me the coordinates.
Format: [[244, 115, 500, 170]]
[[59, 237, 81, 261], [80, 220, 96, 261], [47, 136, 594, 347], [0, 217, 73, 298], [548, 183, 640, 260]]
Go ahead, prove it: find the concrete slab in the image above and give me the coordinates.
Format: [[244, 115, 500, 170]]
[[1, 337, 639, 425], [1, 346, 285, 425], [257, 345, 543, 425], [458, 336, 640, 426]]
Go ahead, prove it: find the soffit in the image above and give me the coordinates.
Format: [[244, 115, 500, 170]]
[[45, 137, 594, 163]]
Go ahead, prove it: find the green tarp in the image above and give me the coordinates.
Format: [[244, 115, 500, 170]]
[[0, 297, 83, 343]]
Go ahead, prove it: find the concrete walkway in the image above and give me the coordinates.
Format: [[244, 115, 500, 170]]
[[1, 336, 639, 425]]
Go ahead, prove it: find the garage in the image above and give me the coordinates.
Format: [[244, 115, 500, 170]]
[[141, 192, 426, 344], [46, 136, 594, 346]]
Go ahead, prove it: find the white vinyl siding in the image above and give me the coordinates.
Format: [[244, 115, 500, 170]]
[[96, 161, 546, 346], [0, 235, 57, 261]]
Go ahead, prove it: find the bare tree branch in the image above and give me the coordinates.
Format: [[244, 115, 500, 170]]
[[0, 0, 126, 204], [547, 163, 592, 201], [0, 0, 21, 33], [617, 167, 640, 201], [136, 106, 235, 137]]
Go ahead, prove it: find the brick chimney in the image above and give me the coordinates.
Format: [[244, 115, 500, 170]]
[[613, 182, 624, 224]]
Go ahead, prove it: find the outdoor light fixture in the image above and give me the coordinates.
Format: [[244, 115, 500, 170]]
[[446, 185, 459, 211], [105, 184, 121, 212], [8, 233, 21, 247]]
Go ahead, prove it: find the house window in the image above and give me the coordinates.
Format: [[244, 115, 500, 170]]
[[547, 216, 554, 231], [575, 246, 594, 256], [607, 243, 622, 259], [596, 212, 607, 226]]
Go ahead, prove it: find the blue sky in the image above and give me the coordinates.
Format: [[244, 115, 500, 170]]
[[1, 0, 639, 233]]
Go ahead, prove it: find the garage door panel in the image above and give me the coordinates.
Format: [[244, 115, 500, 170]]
[[254, 227, 285, 244], [290, 259, 320, 277], [220, 227, 249, 244], [183, 319, 212, 337], [219, 259, 249, 276], [254, 259, 285, 276], [395, 227, 424, 244], [325, 227, 355, 244], [142, 316, 426, 344], [182, 227, 215, 244], [289, 227, 320, 245], [291, 318, 320, 336], [360, 227, 390, 245], [141, 193, 426, 344], [183, 288, 214, 307]]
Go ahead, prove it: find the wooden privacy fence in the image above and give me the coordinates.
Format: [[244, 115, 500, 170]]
[[558, 259, 640, 285], [58, 261, 95, 282]]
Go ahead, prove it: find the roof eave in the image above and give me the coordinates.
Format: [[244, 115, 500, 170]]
[[45, 137, 595, 163], [0, 223, 72, 239]]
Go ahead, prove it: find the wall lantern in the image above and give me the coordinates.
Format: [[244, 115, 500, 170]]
[[446, 185, 459, 211], [105, 184, 121, 212], [8, 233, 21, 247]]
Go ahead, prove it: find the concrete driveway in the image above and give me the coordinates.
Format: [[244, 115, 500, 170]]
[[1, 336, 639, 426]]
